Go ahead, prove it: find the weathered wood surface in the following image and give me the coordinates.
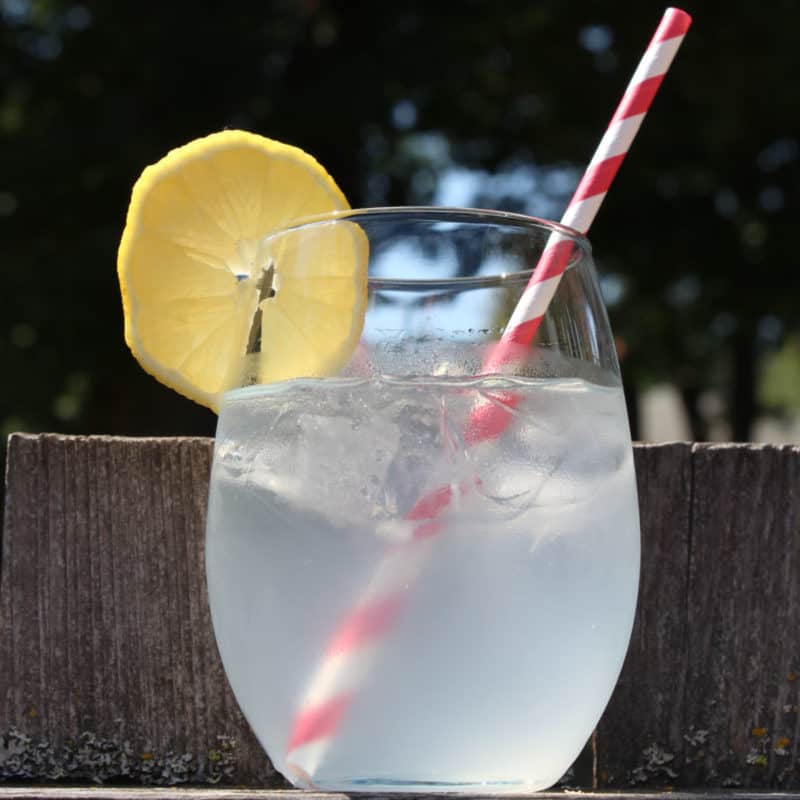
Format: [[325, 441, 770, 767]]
[[597, 443, 692, 784], [0, 435, 274, 786], [685, 447, 800, 786], [2, 435, 799, 789], [598, 444, 800, 789]]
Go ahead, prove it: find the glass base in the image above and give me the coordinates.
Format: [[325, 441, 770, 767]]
[[294, 776, 554, 794]]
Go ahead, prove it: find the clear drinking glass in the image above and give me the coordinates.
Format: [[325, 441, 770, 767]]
[[205, 208, 640, 793]]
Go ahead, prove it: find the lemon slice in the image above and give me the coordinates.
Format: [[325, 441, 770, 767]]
[[117, 130, 368, 411]]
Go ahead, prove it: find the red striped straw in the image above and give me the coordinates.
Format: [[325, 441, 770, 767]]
[[285, 7, 692, 784]]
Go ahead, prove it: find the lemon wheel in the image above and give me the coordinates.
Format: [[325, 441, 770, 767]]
[[118, 130, 368, 411]]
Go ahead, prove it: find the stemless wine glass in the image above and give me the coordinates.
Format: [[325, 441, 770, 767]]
[[205, 208, 640, 793]]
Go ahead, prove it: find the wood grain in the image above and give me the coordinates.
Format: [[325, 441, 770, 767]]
[[684, 444, 800, 788], [0, 434, 276, 786], [596, 443, 693, 786], [594, 443, 800, 789], [2, 436, 799, 788]]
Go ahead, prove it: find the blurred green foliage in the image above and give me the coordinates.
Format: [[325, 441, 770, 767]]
[[1, 0, 799, 449], [761, 337, 800, 413]]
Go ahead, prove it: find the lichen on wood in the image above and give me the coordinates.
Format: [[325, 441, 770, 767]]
[[0, 728, 239, 785]]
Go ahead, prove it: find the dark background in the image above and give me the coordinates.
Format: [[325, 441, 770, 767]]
[[2, 0, 799, 453]]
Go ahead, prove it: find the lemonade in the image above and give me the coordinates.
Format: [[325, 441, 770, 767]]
[[206, 376, 639, 791], [117, 133, 641, 793]]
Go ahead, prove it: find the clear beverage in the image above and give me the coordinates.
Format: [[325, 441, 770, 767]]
[[204, 208, 640, 792], [206, 375, 639, 792]]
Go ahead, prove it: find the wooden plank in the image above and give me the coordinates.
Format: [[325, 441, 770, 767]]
[[596, 443, 693, 787], [0, 434, 277, 786], [597, 443, 800, 789], [684, 444, 800, 789], [3, 436, 799, 789]]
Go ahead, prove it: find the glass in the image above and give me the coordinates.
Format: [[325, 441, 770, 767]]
[[205, 208, 640, 793]]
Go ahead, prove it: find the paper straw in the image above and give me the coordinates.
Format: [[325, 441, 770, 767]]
[[285, 7, 692, 783]]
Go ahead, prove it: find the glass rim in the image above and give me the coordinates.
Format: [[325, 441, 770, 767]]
[[261, 206, 593, 290]]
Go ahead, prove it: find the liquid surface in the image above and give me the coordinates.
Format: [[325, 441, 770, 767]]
[[206, 376, 640, 792]]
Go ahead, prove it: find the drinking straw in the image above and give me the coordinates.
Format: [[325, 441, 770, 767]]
[[285, 7, 692, 783]]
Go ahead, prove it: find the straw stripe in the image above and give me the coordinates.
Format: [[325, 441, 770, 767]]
[[521, 236, 576, 282], [588, 114, 644, 166], [464, 393, 520, 444], [612, 75, 666, 123], [301, 645, 378, 708], [562, 192, 606, 235], [287, 695, 351, 752], [499, 316, 541, 348], [285, 8, 691, 782], [507, 275, 562, 328], [629, 35, 686, 86], [571, 152, 626, 204], [406, 483, 455, 520], [326, 593, 405, 656]]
